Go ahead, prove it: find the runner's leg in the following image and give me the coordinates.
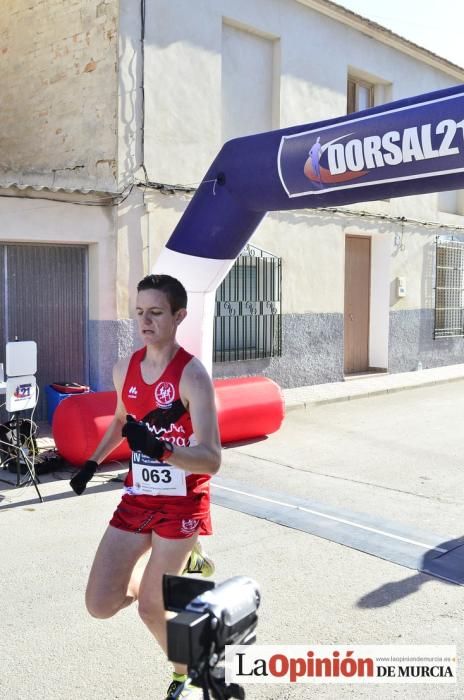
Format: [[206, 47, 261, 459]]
[[138, 530, 199, 675], [86, 525, 151, 619]]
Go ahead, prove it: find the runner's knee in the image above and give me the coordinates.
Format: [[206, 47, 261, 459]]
[[138, 593, 165, 627], [85, 589, 127, 619]]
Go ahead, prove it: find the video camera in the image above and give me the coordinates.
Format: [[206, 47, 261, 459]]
[[163, 574, 261, 700]]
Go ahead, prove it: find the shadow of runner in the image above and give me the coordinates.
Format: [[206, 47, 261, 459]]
[[357, 535, 464, 608], [0, 473, 124, 510], [421, 534, 464, 584]]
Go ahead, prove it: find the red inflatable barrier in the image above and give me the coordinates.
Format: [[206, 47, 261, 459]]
[[52, 377, 285, 465], [52, 391, 129, 466], [214, 376, 285, 444]]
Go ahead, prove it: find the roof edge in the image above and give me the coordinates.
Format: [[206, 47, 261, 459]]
[[0, 183, 121, 205], [297, 0, 464, 79]]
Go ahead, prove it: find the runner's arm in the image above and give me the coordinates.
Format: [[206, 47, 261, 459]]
[[86, 359, 129, 465], [161, 358, 221, 475]]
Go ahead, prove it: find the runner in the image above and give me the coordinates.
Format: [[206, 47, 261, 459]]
[[70, 274, 221, 699]]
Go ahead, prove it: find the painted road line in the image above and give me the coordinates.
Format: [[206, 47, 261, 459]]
[[211, 477, 464, 585]]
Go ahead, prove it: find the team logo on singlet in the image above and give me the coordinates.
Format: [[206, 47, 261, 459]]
[[155, 381, 175, 408], [180, 518, 199, 535], [128, 386, 138, 398]]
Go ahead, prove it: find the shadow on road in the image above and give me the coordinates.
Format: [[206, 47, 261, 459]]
[[0, 470, 124, 510], [357, 536, 464, 607]]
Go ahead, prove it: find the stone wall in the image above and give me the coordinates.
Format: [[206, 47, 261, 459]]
[[1, 0, 119, 192]]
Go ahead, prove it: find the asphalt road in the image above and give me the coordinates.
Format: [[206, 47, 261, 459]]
[[1, 380, 464, 699]]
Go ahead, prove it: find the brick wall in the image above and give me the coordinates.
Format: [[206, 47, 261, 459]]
[[1, 0, 119, 192]]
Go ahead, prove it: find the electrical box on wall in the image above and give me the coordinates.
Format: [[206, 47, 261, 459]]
[[396, 277, 407, 298]]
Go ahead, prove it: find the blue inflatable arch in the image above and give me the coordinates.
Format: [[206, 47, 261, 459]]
[[153, 84, 464, 371]]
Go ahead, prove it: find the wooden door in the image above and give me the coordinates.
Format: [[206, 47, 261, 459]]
[[344, 235, 371, 374]]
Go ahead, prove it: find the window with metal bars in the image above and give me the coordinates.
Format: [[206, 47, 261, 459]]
[[434, 237, 464, 338], [213, 244, 282, 361]]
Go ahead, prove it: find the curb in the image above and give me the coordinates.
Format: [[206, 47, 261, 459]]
[[283, 367, 464, 411]]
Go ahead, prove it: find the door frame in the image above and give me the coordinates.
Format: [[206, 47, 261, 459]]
[[344, 234, 371, 374], [343, 230, 391, 374]]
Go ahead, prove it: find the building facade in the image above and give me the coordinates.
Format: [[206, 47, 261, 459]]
[[1, 0, 464, 419]]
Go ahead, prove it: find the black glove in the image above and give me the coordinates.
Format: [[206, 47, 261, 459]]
[[69, 460, 98, 495], [122, 415, 169, 461]]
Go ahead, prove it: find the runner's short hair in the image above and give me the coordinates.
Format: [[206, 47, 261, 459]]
[[137, 274, 187, 313]]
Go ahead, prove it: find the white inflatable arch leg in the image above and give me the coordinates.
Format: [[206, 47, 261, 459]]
[[152, 247, 235, 375]]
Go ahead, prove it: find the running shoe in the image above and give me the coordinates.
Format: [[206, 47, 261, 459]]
[[165, 678, 202, 698], [182, 540, 215, 577]]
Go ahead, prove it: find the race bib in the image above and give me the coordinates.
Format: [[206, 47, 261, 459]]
[[131, 452, 187, 496]]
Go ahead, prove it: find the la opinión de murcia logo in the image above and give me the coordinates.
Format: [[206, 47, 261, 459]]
[[225, 645, 456, 684]]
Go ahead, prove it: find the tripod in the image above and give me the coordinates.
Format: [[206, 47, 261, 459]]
[[0, 411, 44, 502], [166, 666, 245, 700]]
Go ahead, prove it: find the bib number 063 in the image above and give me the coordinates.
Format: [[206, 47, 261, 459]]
[[142, 467, 172, 484]]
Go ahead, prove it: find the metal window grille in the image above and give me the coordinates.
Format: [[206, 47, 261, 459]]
[[434, 237, 464, 338], [214, 244, 282, 362]]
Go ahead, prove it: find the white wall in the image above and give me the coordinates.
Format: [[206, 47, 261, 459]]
[[221, 22, 278, 142], [143, 0, 462, 182], [369, 233, 392, 368], [389, 227, 437, 312], [118, 0, 143, 191], [0, 195, 116, 321], [137, 0, 464, 321]]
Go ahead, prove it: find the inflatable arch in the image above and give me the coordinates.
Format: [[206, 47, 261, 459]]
[[153, 84, 464, 373], [54, 85, 464, 463]]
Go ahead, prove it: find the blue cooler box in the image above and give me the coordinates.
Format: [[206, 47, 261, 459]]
[[45, 383, 90, 425]]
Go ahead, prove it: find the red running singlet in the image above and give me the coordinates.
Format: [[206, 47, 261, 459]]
[[109, 346, 212, 537]]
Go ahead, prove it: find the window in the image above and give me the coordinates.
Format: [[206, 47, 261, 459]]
[[438, 190, 464, 216], [434, 238, 464, 338], [221, 21, 279, 142], [214, 244, 282, 361], [347, 76, 374, 114]]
